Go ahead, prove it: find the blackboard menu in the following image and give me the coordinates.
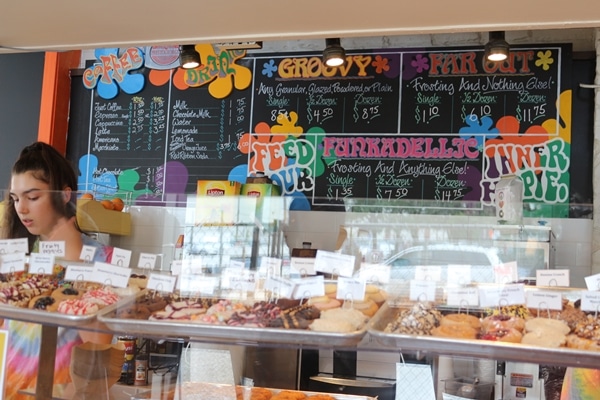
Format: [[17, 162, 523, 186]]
[[67, 44, 572, 211]]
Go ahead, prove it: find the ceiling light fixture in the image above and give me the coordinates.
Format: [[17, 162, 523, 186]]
[[179, 45, 200, 69], [484, 31, 510, 62], [323, 38, 346, 67]]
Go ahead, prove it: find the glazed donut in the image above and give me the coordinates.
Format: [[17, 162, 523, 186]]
[[481, 314, 526, 333], [247, 387, 273, 400], [350, 299, 379, 317], [271, 390, 307, 400], [432, 323, 478, 340], [440, 313, 481, 330], [308, 296, 341, 311], [525, 317, 570, 336], [521, 330, 566, 348], [324, 283, 337, 298], [480, 328, 523, 343]]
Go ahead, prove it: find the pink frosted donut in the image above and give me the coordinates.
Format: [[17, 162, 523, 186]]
[[58, 299, 99, 315], [81, 288, 119, 307]]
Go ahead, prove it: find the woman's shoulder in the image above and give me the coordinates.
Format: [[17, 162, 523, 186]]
[[81, 234, 114, 263]]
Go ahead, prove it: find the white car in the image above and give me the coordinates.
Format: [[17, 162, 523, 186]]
[[382, 243, 503, 283]]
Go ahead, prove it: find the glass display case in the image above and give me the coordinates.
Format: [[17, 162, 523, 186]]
[[0, 196, 594, 400]]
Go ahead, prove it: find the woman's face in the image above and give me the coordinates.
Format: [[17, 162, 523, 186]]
[[10, 171, 63, 238]]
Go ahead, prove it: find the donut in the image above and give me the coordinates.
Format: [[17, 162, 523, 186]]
[[57, 299, 99, 315], [81, 288, 119, 308], [116, 304, 152, 320], [565, 334, 600, 351], [307, 395, 335, 400], [440, 313, 481, 330], [350, 299, 379, 317], [29, 295, 59, 312], [324, 283, 337, 298], [525, 317, 570, 336], [51, 287, 82, 303], [250, 387, 273, 400], [271, 390, 306, 400], [479, 328, 523, 343], [432, 323, 478, 340], [521, 330, 566, 348], [308, 296, 341, 311], [481, 314, 526, 333]]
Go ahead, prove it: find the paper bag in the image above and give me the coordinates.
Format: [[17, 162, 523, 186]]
[[70, 341, 125, 400]]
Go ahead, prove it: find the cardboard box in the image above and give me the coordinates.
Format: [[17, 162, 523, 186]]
[[77, 199, 132, 236], [195, 180, 242, 225], [240, 183, 282, 223]]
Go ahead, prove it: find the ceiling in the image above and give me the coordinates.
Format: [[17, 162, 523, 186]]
[[1, 0, 599, 53]]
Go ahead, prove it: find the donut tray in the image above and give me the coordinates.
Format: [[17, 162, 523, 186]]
[[0, 289, 137, 328], [368, 302, 600, 370], [97, 294, 370, 348]]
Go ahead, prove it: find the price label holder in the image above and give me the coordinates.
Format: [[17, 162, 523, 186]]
[[536, 269, 570, 287], [415, 265, 442, 282], [147, 273, 177, 293], [479, 283, 525, 308], [65, 265, 94, 282], [178, 275, 218, 296], [290, 257, 316, 276], [111, 247, 132, 268], [0, 252, 26, 274], [447, 264, 472, 286], [39, 241, 66, 258], [264, 275, 295, 299], [29, 253, 55, 275], [80, 245, 97, 263], [0, 238, 28, 254], [315, 250, 355, 277], [494, 261, 518, 284], [259, 257, 282, 277], [336, 276, 366, 301], [525, 290, 563, 312], [221, 268, 257, 293], [409, 280, 436, 302], [358, 263, 390, 284], [138, 253, 158, 269], [446, 286, 479, 307], [580, 291, 600, 313], [91, 261, 130, 288], [292, 275, 325, 299]]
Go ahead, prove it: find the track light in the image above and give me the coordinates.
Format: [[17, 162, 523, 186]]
[[179, 45, 200, 69], [485, 31, 510, 62], [323, 38, 346, 67]]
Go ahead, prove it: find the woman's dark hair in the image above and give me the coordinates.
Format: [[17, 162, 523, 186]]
[[2, 142, 79, 250]]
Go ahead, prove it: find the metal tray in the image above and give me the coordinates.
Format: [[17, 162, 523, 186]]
[[368, 302, 600, 369], [97, 296, 369, 348], [0, 289, 138, 328]]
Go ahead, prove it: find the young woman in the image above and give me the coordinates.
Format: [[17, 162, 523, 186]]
[[1, 142, 112, 399]]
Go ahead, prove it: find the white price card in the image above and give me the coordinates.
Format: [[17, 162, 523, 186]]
[[478, 283, 525, 308], [229, 260, 245, 270], [79, 245, 97, 263], [584, 273, 600, 291], [336, 276, 366, 301], [290, 257, 316, 276], [292, 275, 325, 299], [446, 287, 479, 307], [259, 257, 282, 276], [111, 247, 132, 267], [222, 269, 257, 293], [171, 260, 182, 276], [138, 253, 157, 269], [409, 280, 437, 302], [39, 241, 65, 258], [526, 290, 563, 311], [494, 261, 518, 284], [447, 264, 472, 286], [29, 253, 55, 275], [536, 269, 570, 287], [65, 265, 94, 282], [147, 273, 177, 293], [415, 265, 442, 282], [314, 250, 355, 277], [264, 275, 296, 299], [358, 263, 391, 284], [580, 291, 600, 313], [0, 238, 28, 254], [91, 261, 130, 288], [178, 275, 218, 295], [0, 252, 26, 274]]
